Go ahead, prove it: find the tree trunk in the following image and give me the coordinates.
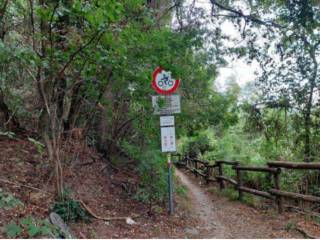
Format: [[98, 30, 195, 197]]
[[37, 0, 65, 199], [0, 89, 21, 130], [303, 47, 318, 162], [0, 0, 9, 40], [0, 1, 21, 131]]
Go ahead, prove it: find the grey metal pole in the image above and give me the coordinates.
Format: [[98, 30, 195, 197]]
[[168, 153, 174, 215]]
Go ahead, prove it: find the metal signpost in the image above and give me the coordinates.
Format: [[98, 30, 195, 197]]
[[151, 67, 181, 215]]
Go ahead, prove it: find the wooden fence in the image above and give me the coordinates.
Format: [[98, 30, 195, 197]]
[[175, 154, 320, 214]]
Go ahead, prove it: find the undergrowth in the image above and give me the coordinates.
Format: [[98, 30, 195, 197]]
[[5, 216, 59, 238], [0, 189, 23, 209], [120, 141, 169, 206], [51, 189, 89, 223]]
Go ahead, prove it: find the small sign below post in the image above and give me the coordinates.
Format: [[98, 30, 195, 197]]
[[161, 127, 176, 153], [160, 116, 175, 127]]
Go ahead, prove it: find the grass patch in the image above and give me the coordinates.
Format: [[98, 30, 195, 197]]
[[4, 215, 60, 238], [175, 183, 188, 198], [219, 188, 239, 201], [285, 221, 297, 231], [207, 185, 262, 208], [0, 189, 23, 210]]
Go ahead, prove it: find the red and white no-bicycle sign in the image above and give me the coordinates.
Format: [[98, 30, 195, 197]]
[[152, 67, 180, 95]]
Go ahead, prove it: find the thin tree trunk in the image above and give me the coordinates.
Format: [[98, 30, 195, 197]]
[[0, 0, 9, 40], [303, 47, 318, 163], [0, 89, 21, 130], [37, 0, 64, 199]]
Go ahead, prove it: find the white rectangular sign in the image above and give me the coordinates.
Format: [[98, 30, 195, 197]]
[[161, 127, 176, 152], [160, 116, 175, 127], [152, 94, 181, 115]]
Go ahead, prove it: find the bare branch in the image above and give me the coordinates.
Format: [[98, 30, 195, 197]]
[[209, 0, 283, 29], [28, 0, 41, 56], [156, 3, 178, 23], [49, 1, 60, 53], [57, 29, 104, 78]]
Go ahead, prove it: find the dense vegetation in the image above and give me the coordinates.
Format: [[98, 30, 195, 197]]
[[180, 0, 320, 197], [0, 0, 319, 214], [0, 0, 233, 206]]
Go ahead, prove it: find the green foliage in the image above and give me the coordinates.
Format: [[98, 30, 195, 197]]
[[0, 131, 17, 140], [309, 184, 320, 197], [4, 223, 22, 238], [4, 0, 318, 213], [5, 216, 59, 238], [284, 222, 297, 231], [219, 188, 238, 201], [134, 150, 168, 204], [0, 0, 232, 203], [0, 189, 23, 209], [52, 190, 89, 223], [27, 138, 45, 154], [242, 0, 320, 162], [209, 123, 296, 190], [121, 139, 169, 205], [175, 184, 187, 198], [179, 130, 217, 159], [179, 107, 319, 193]]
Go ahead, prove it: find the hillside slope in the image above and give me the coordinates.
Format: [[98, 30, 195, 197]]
[[0, 136, 194, 238]]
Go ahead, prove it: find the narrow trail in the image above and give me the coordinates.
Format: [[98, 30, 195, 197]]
[[176, 169, 230, 238], [175, 168, 303, 239]]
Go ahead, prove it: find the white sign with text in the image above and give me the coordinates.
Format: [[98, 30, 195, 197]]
[[152, 94, 181, 115], [160, 116, 175, 127], [161, 127, 176, 152]]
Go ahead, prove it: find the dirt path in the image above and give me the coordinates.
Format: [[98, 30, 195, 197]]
[[175, 168, 303, 239], [176, 169, 230, 238]]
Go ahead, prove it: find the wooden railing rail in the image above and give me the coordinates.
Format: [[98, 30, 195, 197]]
[[176, 156, 320, 214], [233, 166, 277, 173], [239, 186, 273, 199], [269, 189, 320, 203], [267, 161, 320, 169], [216, 175, 237, 186], [216, 160, 239, 165]]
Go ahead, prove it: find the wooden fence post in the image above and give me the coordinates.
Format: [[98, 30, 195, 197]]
[[186, 157, 189, 169], [273, 168, 283, 213], [205, 164, 210, 184], [194, 160, 198, 177], [235, 163, 243, 200], [217, 162, 225, 190]]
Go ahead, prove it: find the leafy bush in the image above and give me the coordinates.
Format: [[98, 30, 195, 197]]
[[0, 131, 17, 139], [120, 139, 169, 205], [180, 130, 217, 159], [52, 190, 89, 223], [27, 137, 45, 154], [180, 115, 320, 195], [134, 150, 168, 205], [5, 216, 59, 238]]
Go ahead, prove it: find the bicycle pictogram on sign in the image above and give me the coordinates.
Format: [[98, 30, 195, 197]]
[[152, 67, 180, 95]]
